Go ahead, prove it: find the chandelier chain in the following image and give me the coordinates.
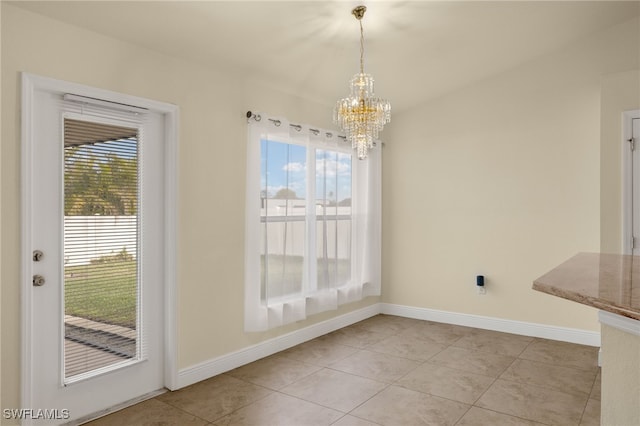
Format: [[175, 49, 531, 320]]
[[359, 18, 365, 74]]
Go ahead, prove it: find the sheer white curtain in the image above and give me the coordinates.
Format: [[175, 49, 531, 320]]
[[244, 113, 381, 332]]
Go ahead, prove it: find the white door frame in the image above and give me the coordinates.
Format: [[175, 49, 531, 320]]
[[622, 109, 640, 254], [20, 73, 179, 414]]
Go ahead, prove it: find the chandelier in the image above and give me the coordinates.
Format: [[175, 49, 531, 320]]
[[334, 5, 391, 160]]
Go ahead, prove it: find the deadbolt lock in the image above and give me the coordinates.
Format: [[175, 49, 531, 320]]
[[32, 275, 45, 287], [33, 250, 44, 262]]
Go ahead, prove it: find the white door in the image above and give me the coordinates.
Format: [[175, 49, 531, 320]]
[[24, 79, 167, 424], [632, 115, 640, 255]]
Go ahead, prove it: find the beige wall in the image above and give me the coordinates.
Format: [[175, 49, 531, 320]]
[[0, 0, 3, 414], [600, 69, 640, 254], [382, 17, 639, 330], [0, 4, 378, 412]]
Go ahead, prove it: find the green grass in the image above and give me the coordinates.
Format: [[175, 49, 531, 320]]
[[65, 259, 137, 329]]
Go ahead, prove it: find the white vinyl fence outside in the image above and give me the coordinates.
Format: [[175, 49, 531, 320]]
[[64, 216, 137, 266], [64, 206, 352, 267], [261, 199, 352, 259]]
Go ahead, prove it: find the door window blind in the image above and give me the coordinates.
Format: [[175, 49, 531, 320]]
[[63, 118, 140, 380]]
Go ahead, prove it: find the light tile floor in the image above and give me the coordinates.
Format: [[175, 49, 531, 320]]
[[86, 314, 601, 426]]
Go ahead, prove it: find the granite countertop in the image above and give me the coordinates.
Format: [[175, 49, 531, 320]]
[[533, 252, 640, 321]]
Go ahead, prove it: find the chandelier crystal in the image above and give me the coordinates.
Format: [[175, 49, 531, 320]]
[[334, 5, 391, 160]]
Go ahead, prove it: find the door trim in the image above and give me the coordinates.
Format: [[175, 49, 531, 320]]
[[622, 109, 640, 254], [20, 73, 179, 415]]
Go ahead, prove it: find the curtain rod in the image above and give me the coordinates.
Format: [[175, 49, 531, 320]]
[[246, 111, 346, 140]]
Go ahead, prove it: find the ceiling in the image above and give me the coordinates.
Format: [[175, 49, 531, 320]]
[[9, 1, 640, 112]]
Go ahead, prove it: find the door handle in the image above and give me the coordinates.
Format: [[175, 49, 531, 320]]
[[32, 275, 45, 287]]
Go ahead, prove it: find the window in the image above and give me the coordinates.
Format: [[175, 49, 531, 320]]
[[245, 114, 381, 331]]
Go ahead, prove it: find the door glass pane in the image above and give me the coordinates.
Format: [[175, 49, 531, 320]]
[[63, 118, 139, 381]]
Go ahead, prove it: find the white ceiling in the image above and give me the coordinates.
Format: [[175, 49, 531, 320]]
[[10, 1, 640, 112]]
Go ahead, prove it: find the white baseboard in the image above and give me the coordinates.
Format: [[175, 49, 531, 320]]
[[381, 303, 601, 347], [175, 303, 380, 389], [175, 302, 601, 390]]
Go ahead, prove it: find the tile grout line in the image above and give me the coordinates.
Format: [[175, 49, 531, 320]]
[[88, 315, 601, 425], [229, 359, 389, 421], [272, 319, 592, 424], [196, 375, 278, 424], [496, 358, 598, 399], [336, 325, 458, 424], [381, 334, 481, 420], [217, 368, 360, 423], [464, 355, 519, 423], [577, 376, 600, 426], [495, 376, 592, 399], [281, 318, 470, 423], [467, 406, 556, 426], [452, 405, 474, 426], [341, 381, 391, 425], [149, 397, 213, 425]]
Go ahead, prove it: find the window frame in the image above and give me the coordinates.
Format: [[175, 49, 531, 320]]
[[245, 115, 381, 332]]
